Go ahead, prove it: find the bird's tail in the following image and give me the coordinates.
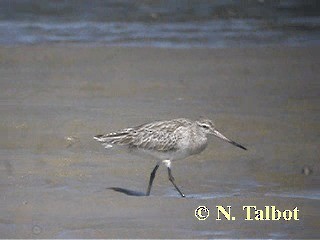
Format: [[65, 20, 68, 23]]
[[93, 129, 132, 146], [93, 134, 108, 143], [94, 134, 120, 149]]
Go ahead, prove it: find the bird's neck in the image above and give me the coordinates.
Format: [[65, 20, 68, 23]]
[[189, 126, 208, 154]]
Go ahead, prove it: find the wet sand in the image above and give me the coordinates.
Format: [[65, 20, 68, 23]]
[[0, 45, 319, 238]]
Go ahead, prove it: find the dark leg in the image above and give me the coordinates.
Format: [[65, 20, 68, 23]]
[[146, 164, 159, 196], [167, 167, 185, 198]]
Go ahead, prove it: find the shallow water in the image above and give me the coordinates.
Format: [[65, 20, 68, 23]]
[[0, 0, 320, 47]]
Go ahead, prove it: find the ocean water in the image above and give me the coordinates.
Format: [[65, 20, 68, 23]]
[[0, 0, 320, 48]]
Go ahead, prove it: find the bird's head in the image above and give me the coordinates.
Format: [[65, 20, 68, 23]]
[[196, 117, 247, 150]]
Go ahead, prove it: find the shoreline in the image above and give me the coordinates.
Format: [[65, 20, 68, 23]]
[[0, 45, 319, 238]]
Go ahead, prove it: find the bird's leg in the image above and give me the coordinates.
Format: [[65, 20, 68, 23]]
[[163, 160, 185, 198], [168, 167, 185, 197], [146, 163, 159, 196]]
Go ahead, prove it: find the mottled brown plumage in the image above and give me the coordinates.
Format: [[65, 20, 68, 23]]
[[94, 117, 247, 197]]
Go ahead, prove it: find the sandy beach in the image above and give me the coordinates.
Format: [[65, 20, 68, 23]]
[[0, 45, 319, 238]]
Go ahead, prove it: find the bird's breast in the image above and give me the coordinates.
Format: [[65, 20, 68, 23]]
[[178, 131, 208, 156], [189, 138, 208, 155]]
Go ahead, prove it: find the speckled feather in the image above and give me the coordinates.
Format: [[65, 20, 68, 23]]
[[94, 117, 246, 197], [95, 118, 193, 152]]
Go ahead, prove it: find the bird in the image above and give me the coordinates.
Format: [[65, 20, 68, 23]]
[[94, 117, 247, 197]]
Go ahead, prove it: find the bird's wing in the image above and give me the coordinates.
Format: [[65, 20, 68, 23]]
[[128, 119, 190, 151], [129, 128, 180, 152], [94, 119, 189, 152]]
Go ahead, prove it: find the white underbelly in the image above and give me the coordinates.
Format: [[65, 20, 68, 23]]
[[139, 143, 207, 161]]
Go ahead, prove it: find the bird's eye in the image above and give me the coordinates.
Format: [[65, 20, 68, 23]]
[[202, 125, 209, 129]]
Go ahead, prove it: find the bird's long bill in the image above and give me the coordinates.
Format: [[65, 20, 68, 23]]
[[213, 130, 247, 150]]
